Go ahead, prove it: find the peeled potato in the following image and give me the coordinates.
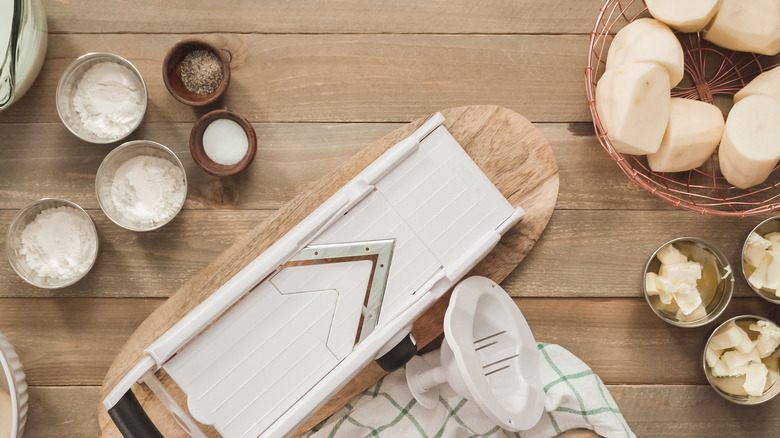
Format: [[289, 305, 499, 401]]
[[719, 95, 780, 189], [704, 0, 780, 56], [645, 0, 723, 33], [647, 98, 724, 172], [596, 62, 671, 155], [606, 18, 685, 86], [735, 67, 780, 104]]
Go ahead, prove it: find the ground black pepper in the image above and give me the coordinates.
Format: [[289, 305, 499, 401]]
[[180, 50, 224, 95]]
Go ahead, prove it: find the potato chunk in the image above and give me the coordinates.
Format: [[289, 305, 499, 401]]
[[645, 0, 722, 33], [704, 0, 780, 56], [606, 18, 685, 86]]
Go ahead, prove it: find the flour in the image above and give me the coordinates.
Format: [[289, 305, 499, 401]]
[[72, 62, 144, 139], [110, 155, 186, 228], [19, 206, 98, 282]]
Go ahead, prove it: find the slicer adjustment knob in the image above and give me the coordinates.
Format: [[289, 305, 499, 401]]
[[375, 333, 417, 371]]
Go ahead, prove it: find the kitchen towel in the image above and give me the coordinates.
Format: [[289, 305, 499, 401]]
[[307, 343, 635, 438]]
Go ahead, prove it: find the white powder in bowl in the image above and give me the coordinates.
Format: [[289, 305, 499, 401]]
[[19, 206, 98, 282], [72, 62, 144, 140], [110, 155, 186, 229]]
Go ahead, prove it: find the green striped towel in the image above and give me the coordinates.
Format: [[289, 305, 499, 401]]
[[307, 343, 634, 437]]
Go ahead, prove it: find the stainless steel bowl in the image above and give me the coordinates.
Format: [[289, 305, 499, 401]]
[[643, 237, 734, 327], [6, 198, 99, 289], [0, 330, 27, 438], [96, 140, 187, 232], [703, 315, 780, 405], [56, 52, 147, 144], [742, 216, 780, 305]]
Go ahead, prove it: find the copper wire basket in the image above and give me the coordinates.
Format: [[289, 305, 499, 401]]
[[586, 0, 780, 217]]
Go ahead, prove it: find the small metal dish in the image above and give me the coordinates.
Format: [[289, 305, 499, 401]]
[[96, 140, 187, 232], [643, 237, 734, 327], [6, 198, 99, 289], [703, 315, 780, 405], [163, 39, 231, 106], [56, 52, 147, 144], [189, 109, 257, 176], [742, 216, 780, 305]]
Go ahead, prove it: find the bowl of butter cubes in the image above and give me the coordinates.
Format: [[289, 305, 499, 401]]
[[704, 316, 780, 404], [742, 216, 780, 305], [643, 237, 734, 327]]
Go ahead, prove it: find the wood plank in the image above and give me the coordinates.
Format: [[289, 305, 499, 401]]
[[0, 297, 772, 387], [0, 122, 686, 212], [26, 386, 101, 438], [42, 0, 604, 35], [20, 382, 780, 438], [0, 209, 771, 299], [0, 34, 589, 124]]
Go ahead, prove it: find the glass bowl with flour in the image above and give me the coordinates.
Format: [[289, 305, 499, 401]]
[[96, 140, 187, 231], [56, 52, 147, 144], [6, 198, 99, 289]]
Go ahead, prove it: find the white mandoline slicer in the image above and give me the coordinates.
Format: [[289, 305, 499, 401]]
[[406, 276, 545, 432], [103, 113, 526, 438]]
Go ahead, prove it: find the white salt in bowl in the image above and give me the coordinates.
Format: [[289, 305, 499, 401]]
[[96, 140, 188, 232], [56, 52, 147, 144], [0, 331, 27, 438], [6, 198, 99, 289]]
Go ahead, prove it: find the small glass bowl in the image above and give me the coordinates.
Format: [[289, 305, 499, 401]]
[[703, 315, 780, 405], [742, 216, 780, 305], [643, 237, 734, 327], [56, 52, 147, 144], [96, 140, 187, 232], [6, 198, 99, 289]]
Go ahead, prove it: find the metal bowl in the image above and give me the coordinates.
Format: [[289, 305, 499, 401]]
[[96, 140, 187, 232], [56, 52, 147, 144], [643, 237, 734, 327], [703, 315, 780, 405], [742, 216, 780, 305], [6, 198, 99, 289], [0, 331, 27, 438]]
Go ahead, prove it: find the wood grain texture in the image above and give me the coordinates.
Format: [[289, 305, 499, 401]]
[[0, 34, 589, 124], [42, 0, 603, 35], [2, 297, 773, 388], [96, 106, 559, 437]]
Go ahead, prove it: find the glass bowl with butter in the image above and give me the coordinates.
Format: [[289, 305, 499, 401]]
[[742, 216, 780, 305], [643, 237, 734, 327], [703, 315, 780, 404]]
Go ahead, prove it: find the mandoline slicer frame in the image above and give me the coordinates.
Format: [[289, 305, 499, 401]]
[[103, 113, 526, 438]]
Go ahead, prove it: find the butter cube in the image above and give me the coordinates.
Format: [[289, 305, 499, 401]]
[[755, 334, 780, 358], [764, 250, 780, 292], [748, 257, 771, 290], [723, 348, 761, 370], [764, 232, 780, 250], [675, 283, 703, 316], [709, 322, 752, 351], [645, 272, 659, 295], [745, 232, 768, 268], [713, 356, 749, 377], [657, 244, 688, 265], [713, 375, 749, 396], [706, 346, 724, 368], [744, 362, 768, 397], [660, 261, 702, 284]]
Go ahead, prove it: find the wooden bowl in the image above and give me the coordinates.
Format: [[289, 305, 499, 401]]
[[163, 39, 231, 106], [190, 109, 257, 177]]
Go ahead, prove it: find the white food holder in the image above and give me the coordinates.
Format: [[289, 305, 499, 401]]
[[0, 331, 27, 438]]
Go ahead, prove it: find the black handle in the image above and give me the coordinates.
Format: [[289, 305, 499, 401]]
[[107, 390, 164, 438], [375, 333, 417, 372]]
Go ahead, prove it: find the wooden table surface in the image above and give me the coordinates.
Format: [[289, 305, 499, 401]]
[[1, 1, 779, 437]]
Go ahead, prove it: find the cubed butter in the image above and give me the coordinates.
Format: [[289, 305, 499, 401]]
[[744, 232, 771, 267], [713, 356, 749, 377], [675, 283, 703, 316], [660, 261, 702, 284], [722, 348, 761, 370], [713, 375, 749, 396], [748, 257, 771, 291], [657, 243, 688, 265], [744, 362, 768, 397], [709, 322, 751, 351]]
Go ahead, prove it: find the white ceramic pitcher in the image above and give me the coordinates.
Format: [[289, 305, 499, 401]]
[[0, 0, 46, 111]]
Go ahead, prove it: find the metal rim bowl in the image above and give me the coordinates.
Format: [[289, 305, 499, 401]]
[[703, 315, 780, 405], [56, 52, 147, 144], [6, 198, 99, 289], [0, 331, 28, 438], [742, 216, 780, 305], [95, 140, 187, 232], [643, 237, 734, 328]]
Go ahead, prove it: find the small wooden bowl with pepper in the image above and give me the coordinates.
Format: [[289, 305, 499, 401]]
[[163, 39, 230, 106]]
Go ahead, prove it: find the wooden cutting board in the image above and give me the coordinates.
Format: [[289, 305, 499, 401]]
[[97, 105, 559, 437]]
